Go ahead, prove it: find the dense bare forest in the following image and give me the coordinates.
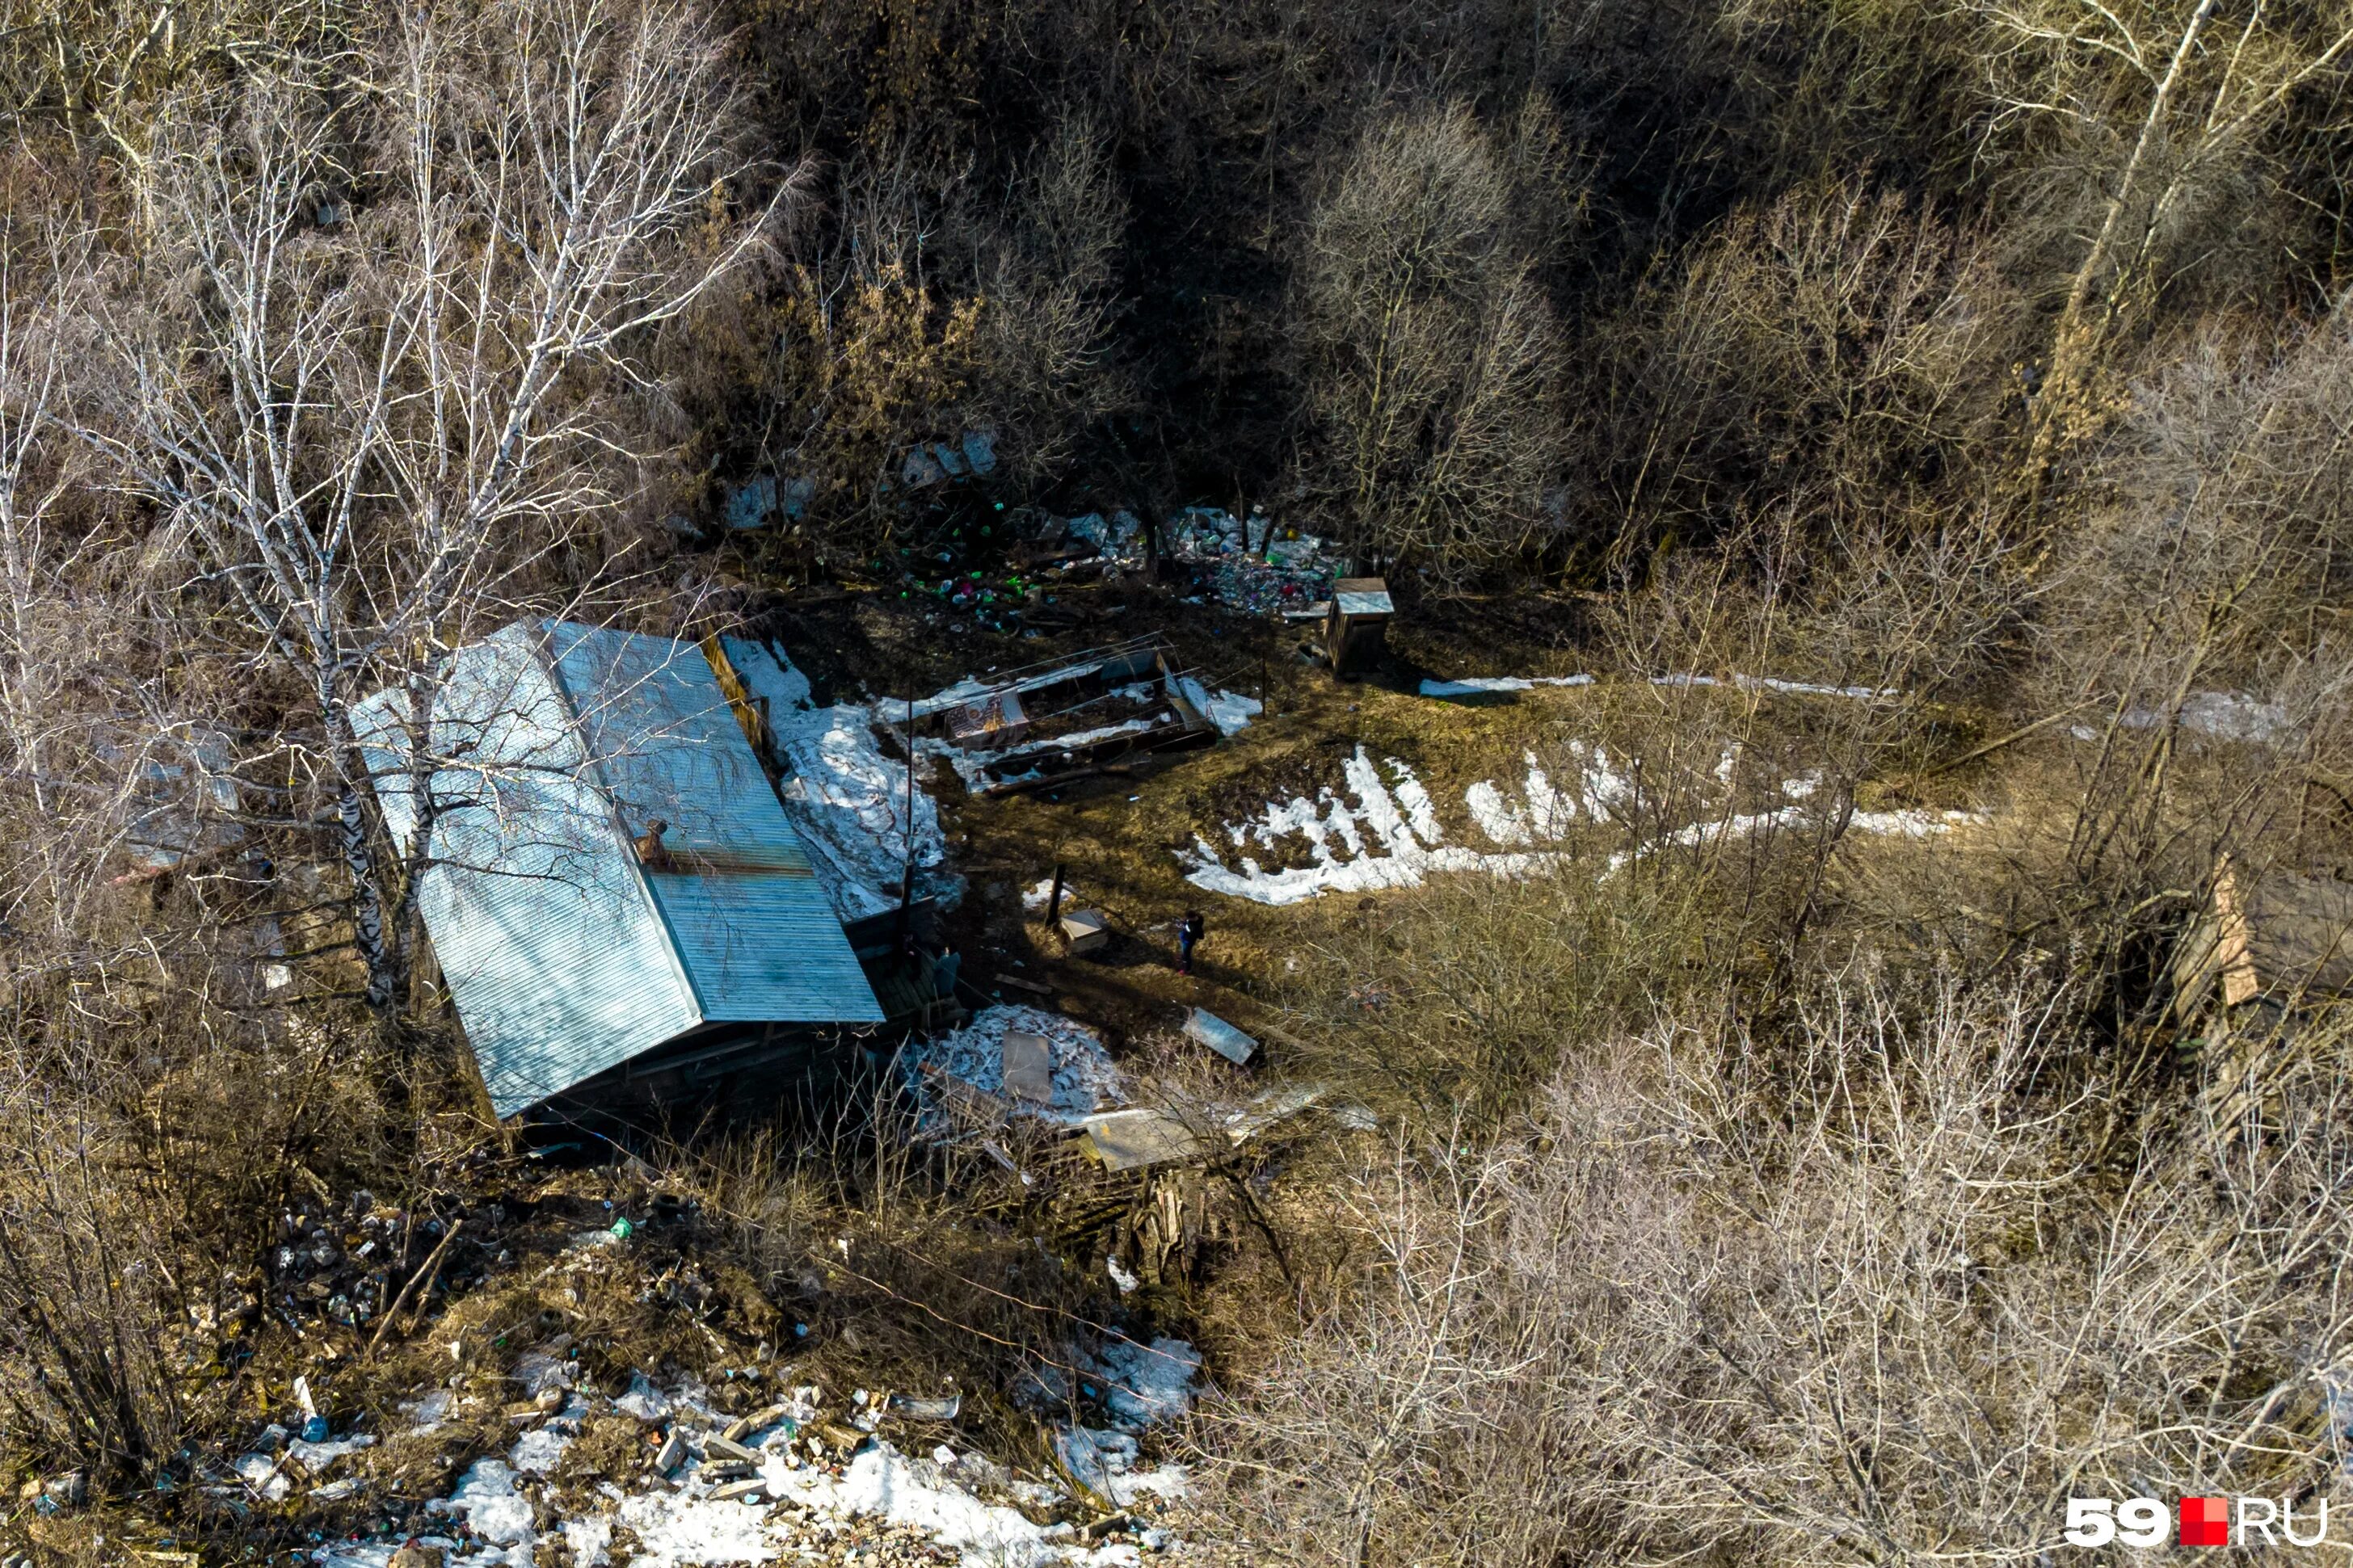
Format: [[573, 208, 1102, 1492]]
[[3, 0, 2353, 1562]]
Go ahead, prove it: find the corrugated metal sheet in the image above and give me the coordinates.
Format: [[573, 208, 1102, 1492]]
[[355, 620, 879, 1118], [543, 624, 881, 1026], [352, 625, 701, 1116]]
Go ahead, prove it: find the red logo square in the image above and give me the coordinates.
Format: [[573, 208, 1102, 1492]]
[[2180, 1496, 2229, 1547]]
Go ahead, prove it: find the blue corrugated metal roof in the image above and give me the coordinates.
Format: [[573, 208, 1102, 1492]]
[[356, 621, 880, 1117], [545, 624, 882, 1028]]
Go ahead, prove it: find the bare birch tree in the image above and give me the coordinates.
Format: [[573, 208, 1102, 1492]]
[[1966, 0, 2353, 515], [65, 0, 784, 1011]]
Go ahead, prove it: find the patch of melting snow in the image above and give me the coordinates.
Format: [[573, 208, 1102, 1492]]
[[1569, 740, 1633, 823], [1420, 674, 1594, 699], [612, 1489, 779, 1566], [1182, 742, 1986, 905], [1464, 780, 1528, 846], [509, 1412, 579, 1476], [1846, 809, 1985, 838], [726, 638, 957, 922], [898, 1005, 1129, 1128], [443, 1457, 537, 1548], [1056, 1428, 1189, 1508], [2103, 690, 2294, 744], [1391, 766, 1444, 843], [1651, 672, 1898, 700], [399, 1388, 452, 1435], [1175, 676, 1263, 737], [1181, 747, 1574, 906], [1661, 806, 1808, 848]]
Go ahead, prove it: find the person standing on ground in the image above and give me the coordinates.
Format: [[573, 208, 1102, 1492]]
[[1178, 910, 1205, 975]]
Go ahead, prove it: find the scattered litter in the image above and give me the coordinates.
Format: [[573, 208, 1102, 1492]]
[[900, 429, 1000, 489], [232, 1452, 292, 1503], [1082, 1086, 1324, 1171], [1173, 677, 1261, 737], [399, 1389, 452, 1435], [725, 473, 781, 530], [1162, 508, 1341, 616], [1064, 511, 1146, 569], [1081, 1108, 1222, 1171], [1001, 1030, 1056, 1104], [616, 1373, 674, 1422], [288, 1432, 375, 1473], [899, 639, 1241, 793], [1092, 1338, 1203, 1427]]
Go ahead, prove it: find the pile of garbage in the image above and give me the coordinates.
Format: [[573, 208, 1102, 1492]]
[[1060, 512, 1146, 571], [1162, 508, 1339, 617], [304, 1347, 1192, 1566]]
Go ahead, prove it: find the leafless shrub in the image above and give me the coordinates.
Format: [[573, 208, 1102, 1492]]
[[1578, 180, 2017, 571], [963, 115, 1134, 485], [1209, 970, 2353, 1566], [0, 1101, 184, 1488], [1292, 102, 1572, 581]]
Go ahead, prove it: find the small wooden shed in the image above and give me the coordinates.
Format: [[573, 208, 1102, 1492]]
[[1324, 578, 1393, 678], [2173, 860, 2353, 1019]]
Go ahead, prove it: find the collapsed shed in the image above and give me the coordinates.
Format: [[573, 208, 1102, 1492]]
[[895, 637, 1257, 797], [354, 620, 886, 1120]]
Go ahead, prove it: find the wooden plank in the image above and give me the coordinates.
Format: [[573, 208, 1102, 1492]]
[[995, 972, 1053, 996], [1081, 1108, 1219, 1171]]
